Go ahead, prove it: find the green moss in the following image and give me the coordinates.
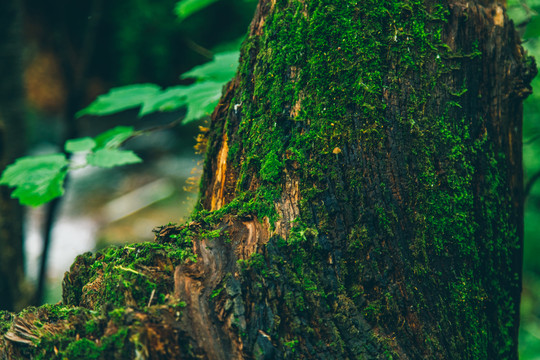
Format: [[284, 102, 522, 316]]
[[63, 338, 101, 359], [199, 228, 222, 239], [109, 308, 125, 324], [210, 287, 223, 299], [84, 318, 100, 336], [283, 338, 299, 351], [3, 302, 183, 359], [86, 245, 172, 308], [0, 311, 13, 336], [63, 227, 197, 310], [260, 151, 283, 183], [238, 252, 266, 273], [96, 327, 130, 358]]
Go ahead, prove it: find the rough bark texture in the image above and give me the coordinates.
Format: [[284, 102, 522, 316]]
[[0, 0, 535, 359], [0, 0, 27, 312]]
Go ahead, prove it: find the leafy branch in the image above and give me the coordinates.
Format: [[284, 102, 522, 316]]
[[0, 49, 239, 207], [0, 126, 141, 206]]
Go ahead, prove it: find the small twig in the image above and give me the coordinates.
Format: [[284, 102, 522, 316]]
[[515, 1, 537, 30], [120, 116, 185, 147], [139, 115, 185, 133], [147, 289, 156, 307], [184, 37, 213, 59], [524, 133, 540, 145], [114, 265, 144, 276], [525, 170, 540, 199]]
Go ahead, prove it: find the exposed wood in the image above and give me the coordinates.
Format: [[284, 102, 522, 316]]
[[211, 133, 230, 211]]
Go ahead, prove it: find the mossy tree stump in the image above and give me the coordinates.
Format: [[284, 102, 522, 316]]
[[1, 0, 535, 359]]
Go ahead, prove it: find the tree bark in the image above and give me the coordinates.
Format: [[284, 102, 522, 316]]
[[0, 0, 535, 359], [0, 0, 27, 312]]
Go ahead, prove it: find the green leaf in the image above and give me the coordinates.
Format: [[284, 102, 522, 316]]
[[135, 81, 222, 122], [87, 148, 142, 168], [181, 51, 239, 82], [76, 50, 239, 121], [77, 84, 188, 118], [65, 137, 96, 153], [93, 126, 136, 150], [139, 86, 189, 116], [0, 154, 69, 206], [175, 51, 239, 122], [174, 0, 219, 22], [183, 81, 225, 122], [524, 13, 540, 39], [76, 84, 161, 118]]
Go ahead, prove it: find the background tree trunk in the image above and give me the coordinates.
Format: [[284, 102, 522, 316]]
[[0, 0, 535, 359], [0, 0, 27, 312]]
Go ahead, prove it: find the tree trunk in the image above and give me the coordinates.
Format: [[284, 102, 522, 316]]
[[0, 0, 27, 312], [0, 0, 535, 359]]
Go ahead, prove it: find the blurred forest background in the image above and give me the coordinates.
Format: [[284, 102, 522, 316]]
[[0, 0, 256, 316], [1, 0, 540, 358]]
